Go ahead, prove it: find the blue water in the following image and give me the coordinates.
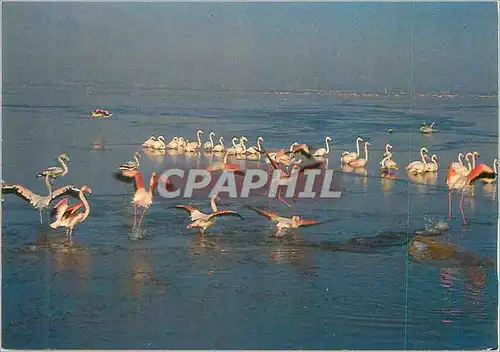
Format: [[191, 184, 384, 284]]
[[2, 84, 497, 349]]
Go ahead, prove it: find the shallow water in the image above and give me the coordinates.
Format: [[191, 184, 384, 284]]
[[2, 86, 498, 349]]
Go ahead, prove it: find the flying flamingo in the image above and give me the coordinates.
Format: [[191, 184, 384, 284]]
[[121, 170, 157, 228], [313, 136, 332, 157], [205, 151, 246, 176], [2, 176, 81, 224], [348, 142, 370, 168], [446, 163, 495, 224], [37, 153, 70, 181], [172, 196, 244, 234], [340, 137, 363, 164], [203, 132, 216, 150], [50, 185, 92, 244], [406, 147, 429, 174], [249, 207, 322, 237], [118, 152, 142, 171]]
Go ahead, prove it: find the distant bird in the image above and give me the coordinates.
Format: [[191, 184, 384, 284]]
[[2, 176, 81, 224], [173, 196, 244, 234], [206, 151, 246, 176], [166, 136, 179, 149], [118, 152, 142, 171], [313, 136, 332, 158], [212, 137, 225, 153], [37, 153, 70, 181], [203, 132, 216, 150], [50, 185, 92, 243], [249, 207, 322, 237], [348, 142, 370, 168], [246, 137, 264, 155], [446, 163, 496, 224], [185, 130, 204, 152], [121, 170, 157, 228], [341, 137, 363, 164], [420, 122, 436, 134]]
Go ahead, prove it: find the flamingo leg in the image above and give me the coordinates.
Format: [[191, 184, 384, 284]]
[[133, 206, 137, 228], [39, 210, 43, 224], [447, 190, 454, 220], [460, 190, 467, 225], [278, 187, 292, 208], [138, 208, 147, 227]]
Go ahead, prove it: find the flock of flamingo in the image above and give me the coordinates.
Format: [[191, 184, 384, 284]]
[[2, 127, 498, 243]]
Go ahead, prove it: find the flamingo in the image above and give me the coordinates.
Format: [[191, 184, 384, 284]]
[[37, 153, 70, 180], [424, 154, 439, 173], [145, 136, 166, 150], [166, 137, 179, 149], [246, 137, 264, 155], [449, 152, 468, 175], [236, 137, 248, 154], [212, 137, 225, 153], [185, 130, 204, 152], [463, 152, 480, 175], [420, 122, 436, 134], [121, 170, 157, 228], [206, 151, 246, 176], [142, 136, 158, 148], [446, 163, 495, 224], [2, 176, 81, 224], [380, 151, 399, 172], [118, 152, 142, 171], [249, 207, 322, 237], [348, 142, 370, 168], [481, 159, 497, 184], [340, 137, 363, 164], [225, 137, 240, 155], [406, 147, 429, 174], [176, 137, 187, 150], [203, 132, 216, 150], [313, 136, 332, 157], [173, 196, 244, 234], [49, 185, 92, 243]]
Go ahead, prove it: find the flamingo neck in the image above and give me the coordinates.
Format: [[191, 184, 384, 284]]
[[420, 150, 427, 164], [364, 144, 369, 161], [458, 153, 464, 166], [44, 175, 52, 198], [471, 155, 477, 169], [59, 157, 68, 175], [325, 138, 330, 154], [134, 155, 140, 166], [220, 138, 224, 148], [223, 152, 229, 164], [80, 190, 90, 220], [494, 160, 498, 174], [197, 132, 202, 147], [209, 134, 214, 147], [356, 139, 361, 156], [232, 139, 238, 148], [210, 197, 218, 212], [257, 138, 262, 151], [240, 139, 247, 152], [134, 172, 145, 190]]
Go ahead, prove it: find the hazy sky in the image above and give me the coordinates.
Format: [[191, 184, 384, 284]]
[[3, 2, 497, 93]]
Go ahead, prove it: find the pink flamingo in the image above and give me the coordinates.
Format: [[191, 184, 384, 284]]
[[121, 170, 157, 228]]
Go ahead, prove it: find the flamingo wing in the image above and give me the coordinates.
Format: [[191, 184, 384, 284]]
[[207, 210, 245, 221], [249, 207, 279, 221], [466, 164, 496, 185], [51, 185, 81, 201], [298, 219, 322, 227], [174, 205, 200, 215], [118, 170, 144, 191], [50, 198, 70, 218], [2, 183, 37, 205]]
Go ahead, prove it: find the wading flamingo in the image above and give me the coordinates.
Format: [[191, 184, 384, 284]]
[[348, 142, 370, 168], [142, 136, 158, 148], [145, 136, 166, 150], [203, 132, 216, 150], [118, 152, 142, 171], [37, 153, 70, 180], [463, 152, 480, 175], [50, 185, 92, 244], [446, 163, 495, 224], [185, 130, 204, 152], [449, 153, 468, 175], [166, 137, 179, 149], [121, 170, 157, 228], [173, 196, 244, 234], [212, 137, 225, 153], [249, 207, 322, 237], [236, 137, 248, 154], [2, 176, 81, 224], [246, 137, 264, 155], [340, 137, 363, 164], [313, 136, 332, 157], [424, 154, 439, 173], [226, 137, 240, 155], [406, 147, 429, 174]]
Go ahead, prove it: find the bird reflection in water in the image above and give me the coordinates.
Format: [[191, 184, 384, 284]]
[[143, 148, 166, 165], [407, 172, 438, 193], [130, 244, 164, 297], [269, 233, 316, 276], [92, 135, 109, 151], [483, 183, 497, 201], [381, 172, 396, 195], [340, 165, 368, 188]]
